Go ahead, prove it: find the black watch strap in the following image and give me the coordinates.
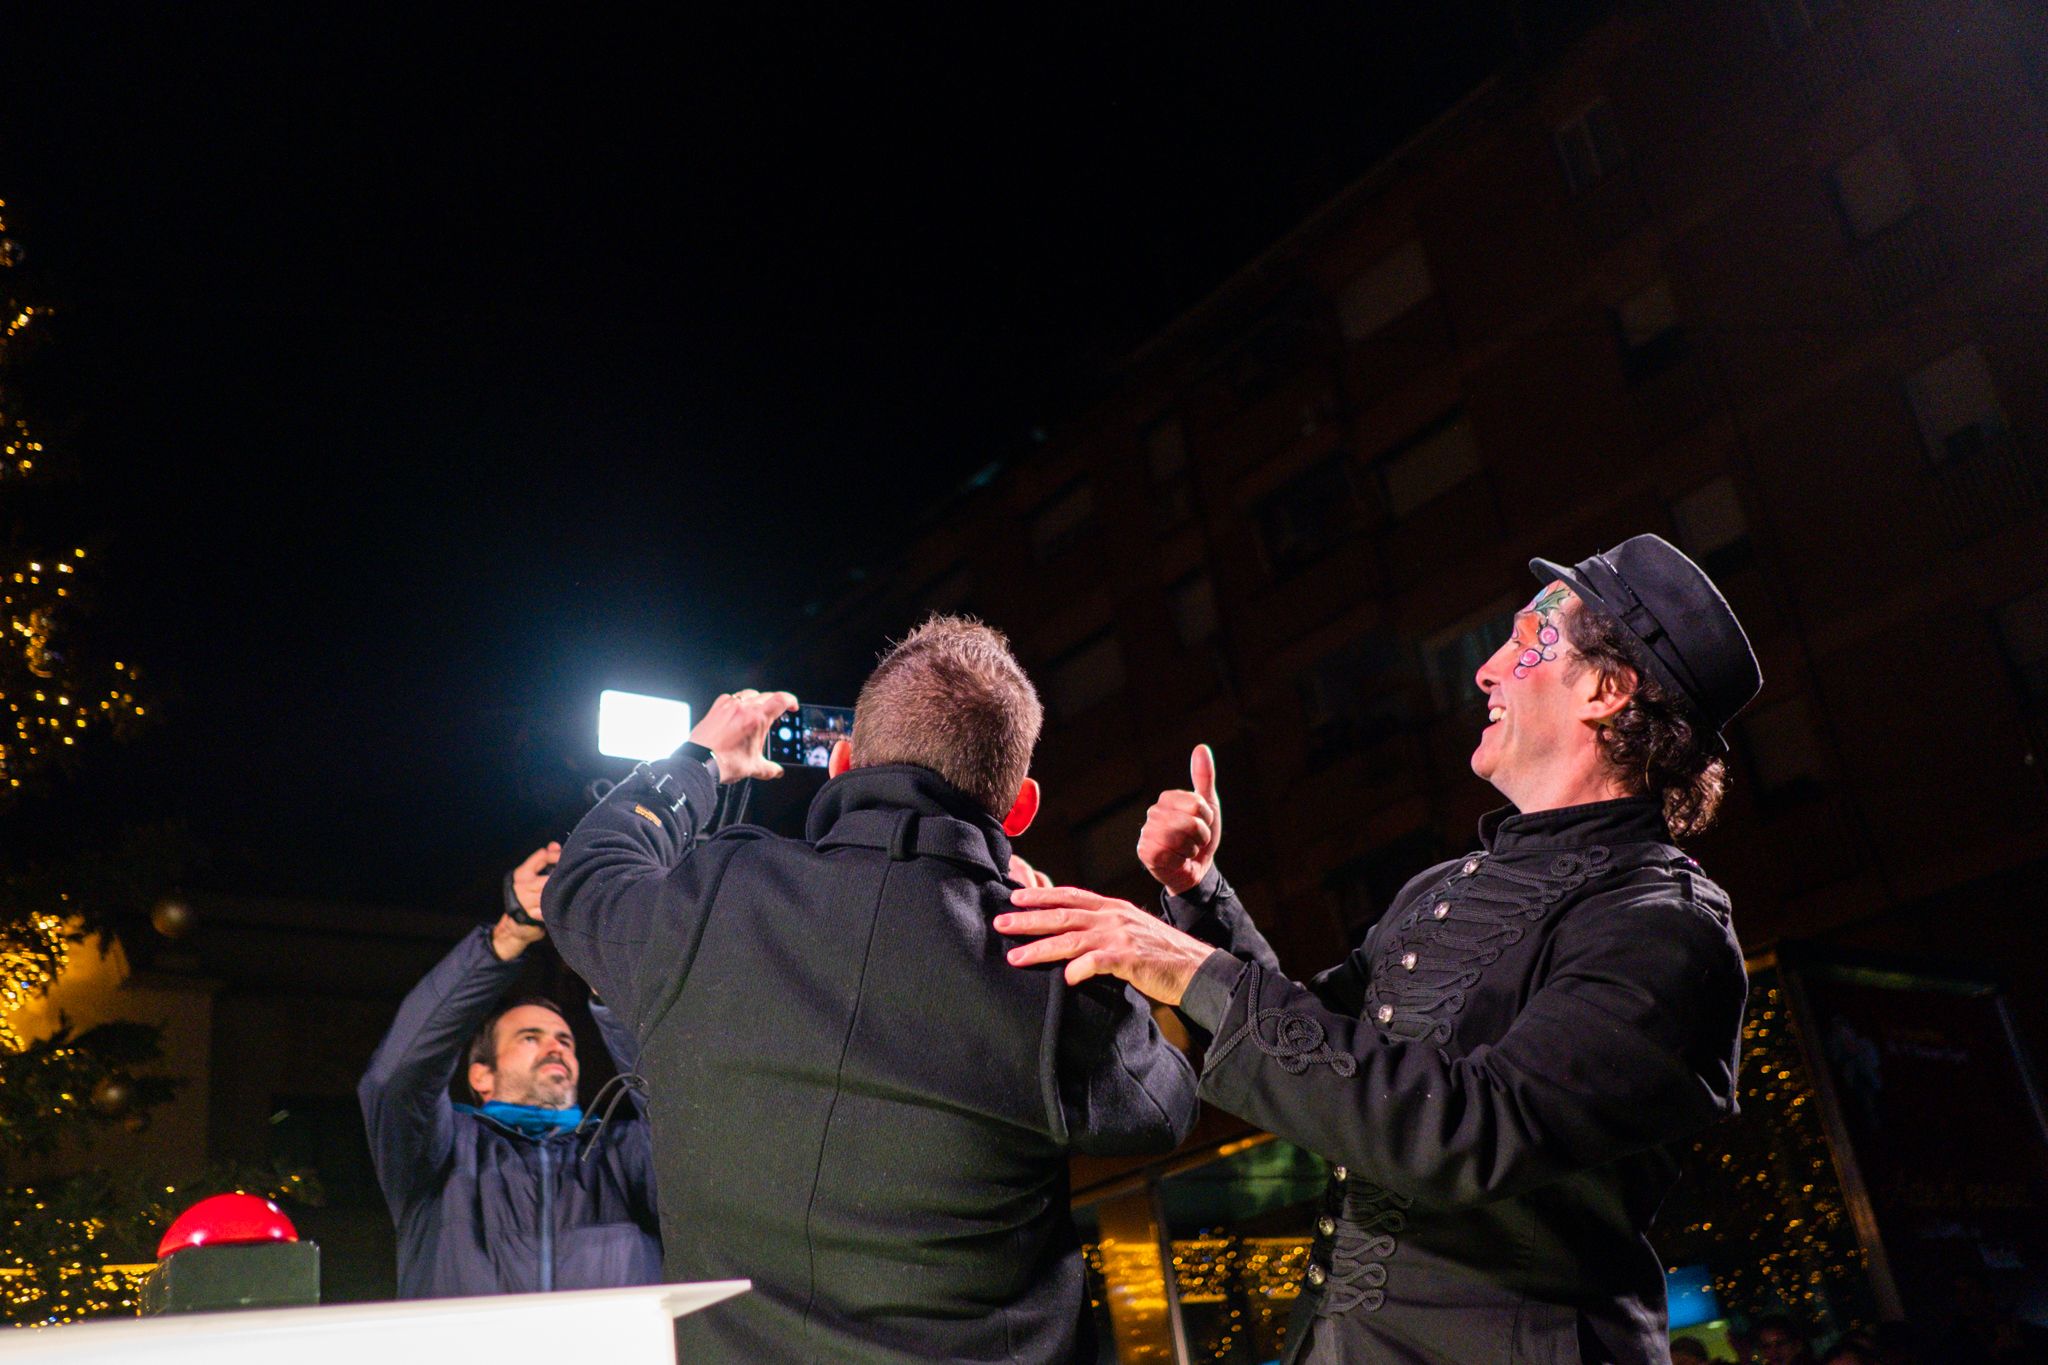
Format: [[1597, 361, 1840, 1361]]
[[501, 871, 540, 928]]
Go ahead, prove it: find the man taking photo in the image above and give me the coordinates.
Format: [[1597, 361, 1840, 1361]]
[[999, 535, 1761, 1363], [359, 844, 660, 1297], [545, 615, 1198, 1363]]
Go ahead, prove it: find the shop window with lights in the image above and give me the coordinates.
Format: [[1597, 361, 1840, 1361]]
[[1030, 480, 1096, 563], [1831, 137, 1918, 241], [1338, 239, 1435, 342], [1555, 99, 1627, 194], [1672, 476, 1756, 580], [1045, 632, 1127, 721], [1373, 411, 1482, 521], [1906, 344, 2010, 466], [1616, 279, 1689, 383], [1254, 453, 1365, 578], [1995, 585, 2048, 707]]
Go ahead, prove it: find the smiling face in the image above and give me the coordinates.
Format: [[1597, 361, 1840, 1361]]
[[1471, 581, 1630, 806], [470, 1004, 578, 1109]]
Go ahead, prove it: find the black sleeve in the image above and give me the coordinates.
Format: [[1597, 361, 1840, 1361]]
[[1164, 867, 1368, 1024], [1192, 891, 1747, 1208], [1056, 978, 1202, 1156], [543, 752, 721, 1035], [357, 928, 524, 1213]]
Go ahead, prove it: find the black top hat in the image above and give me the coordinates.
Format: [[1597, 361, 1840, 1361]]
[[1529, 534, 1761, 753]]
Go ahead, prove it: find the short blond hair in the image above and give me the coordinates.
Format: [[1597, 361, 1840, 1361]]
[[852, 615, 1042, 815]]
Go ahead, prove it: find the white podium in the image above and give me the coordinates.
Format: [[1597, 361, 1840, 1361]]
[[2, 1280, 749, 1364]]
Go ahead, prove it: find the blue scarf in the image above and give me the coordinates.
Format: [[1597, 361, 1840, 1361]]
[[456, 1101, 584, 1138]]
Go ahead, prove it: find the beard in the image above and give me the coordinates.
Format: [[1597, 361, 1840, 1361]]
[[522, 1060, 577, 1109]]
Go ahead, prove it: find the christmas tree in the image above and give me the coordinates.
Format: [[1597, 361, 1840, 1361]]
[[0, 194, 308, 1327]]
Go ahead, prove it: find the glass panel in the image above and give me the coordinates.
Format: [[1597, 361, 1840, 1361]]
[[1157, 1137, 1330, 1363]]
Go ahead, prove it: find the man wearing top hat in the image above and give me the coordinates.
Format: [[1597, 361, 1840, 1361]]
[[998, 535, 1763, 1364]]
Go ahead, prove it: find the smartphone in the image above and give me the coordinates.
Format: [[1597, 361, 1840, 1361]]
[[767, 703, 855, 769]]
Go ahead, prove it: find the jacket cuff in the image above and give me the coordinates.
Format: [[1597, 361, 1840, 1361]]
[[1178, 949, 1248, 1033], [1159, 865, 1230, 928]]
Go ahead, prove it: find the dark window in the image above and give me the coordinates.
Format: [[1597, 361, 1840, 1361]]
[[1832, 137, 1918, 241], [1046, 632, 1127, 720], [1255, 454, 1364, 578], [1296, 634, 1414, 766], [1325, 828, 1447, 937], [1338, 241, 1434, 341], [1741, 697, 1828, 796], [1373, 411, 1481, 519], [1421, 599, 1517, 715], [1907, 345, 2010, 465], [1145, 417, 1196, 528], [1168, 573, 1219, 649], [1074, 794, 1149, 891], [1996, 585, 2048, 706], [1760, 0, 1843, 45], [1671, 476, 1756, 580], [1031, 481, 1096, 562], [1556, 100, 1626, 193], [1615, 279, 1689, 383]]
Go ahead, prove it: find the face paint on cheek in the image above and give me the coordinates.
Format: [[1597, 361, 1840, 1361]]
[[1511, 588, 1570, 679]]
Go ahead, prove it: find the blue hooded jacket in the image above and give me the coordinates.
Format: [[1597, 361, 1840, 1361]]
[[358, 926, 662, 1297]]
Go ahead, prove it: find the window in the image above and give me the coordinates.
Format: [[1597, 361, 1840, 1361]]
[[1031, 481, 1095, 562], [1326, 829, 1446, 936], [1760, 0, 1842, 45], [1995, 585, 2048, 706], [1168, 573, 1219, 649], [1296, 634, 1413, 764], [1742, 697, 1828, 795], [1255, 454, 1364, 577], [1907, 345, 2009, 465], [1616, 279, 1688, 382], [1074, 794, 1149, 890], [1338, 240, 1435, 341], [1556, 100, 1626, 194], [1832, 137, 1918, 241], [1672, 477, 1755, 579], [1421, 598, 1517, 715], [1046, 633, 1127, 719], [1375, 412, 1482, 519], [1145, 417, 1196, 527]]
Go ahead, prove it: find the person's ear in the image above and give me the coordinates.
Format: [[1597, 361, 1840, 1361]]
[[828, 739, 853, 778], [468, 1063, 494, 1104], [1001, 777, 1040, 838], [1582, 663, 1635, 728]]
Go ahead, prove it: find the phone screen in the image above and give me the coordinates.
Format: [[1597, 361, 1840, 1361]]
[[767, 704, 855, 769]]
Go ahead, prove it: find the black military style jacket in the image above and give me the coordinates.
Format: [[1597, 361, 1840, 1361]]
[[1169, 798, 1747, 1365], [545, 756, 1199, 1365]]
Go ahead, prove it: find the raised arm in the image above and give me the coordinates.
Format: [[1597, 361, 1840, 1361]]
[[358, 925, 524, 1213], [1054, 978, 1200, 1156]]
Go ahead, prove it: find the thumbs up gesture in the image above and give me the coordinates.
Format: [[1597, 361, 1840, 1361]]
[[1137, 745, 1223, 896]]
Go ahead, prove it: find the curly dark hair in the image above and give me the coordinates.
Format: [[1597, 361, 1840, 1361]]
[[1562, 600, 1727, 840]]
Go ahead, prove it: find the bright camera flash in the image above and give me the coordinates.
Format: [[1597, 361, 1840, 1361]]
[[598, 690, 694, 761]]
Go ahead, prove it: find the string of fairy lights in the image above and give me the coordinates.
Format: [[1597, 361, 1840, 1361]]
[[0, 198, 145, 791]]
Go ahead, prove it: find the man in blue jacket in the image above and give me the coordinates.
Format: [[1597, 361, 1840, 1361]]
[[545, 615, 1199, 1363], [359, 844, 661, 1297]]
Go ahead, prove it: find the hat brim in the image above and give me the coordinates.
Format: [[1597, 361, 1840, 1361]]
[[1527, 556, 1730, 756]]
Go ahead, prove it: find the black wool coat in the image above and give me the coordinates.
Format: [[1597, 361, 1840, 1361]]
[[545, 758, 1200, 1364], [1170, 798, 1748, 1365]]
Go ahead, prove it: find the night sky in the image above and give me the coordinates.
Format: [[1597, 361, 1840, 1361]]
[[2, 5, 1579, 910]]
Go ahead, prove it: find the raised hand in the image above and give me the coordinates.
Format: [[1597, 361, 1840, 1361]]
[[689, 689, 800, 783], [1007, 854, 1055, 890], [493, 842, 560, 961], [1137, 744, 1222, 895]]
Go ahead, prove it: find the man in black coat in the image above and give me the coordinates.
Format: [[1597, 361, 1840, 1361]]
[[544, 616, 1199, 1363], [999, 536, 1762, 1363], [359, 844, 661, 1297]]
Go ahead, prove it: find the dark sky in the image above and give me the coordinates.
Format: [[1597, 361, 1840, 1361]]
[[1, 4, 1557, 909]]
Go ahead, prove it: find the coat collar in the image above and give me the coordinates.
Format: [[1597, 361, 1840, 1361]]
[[805, 763, 1012, 878], [1477, 796, 1669, 855]]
